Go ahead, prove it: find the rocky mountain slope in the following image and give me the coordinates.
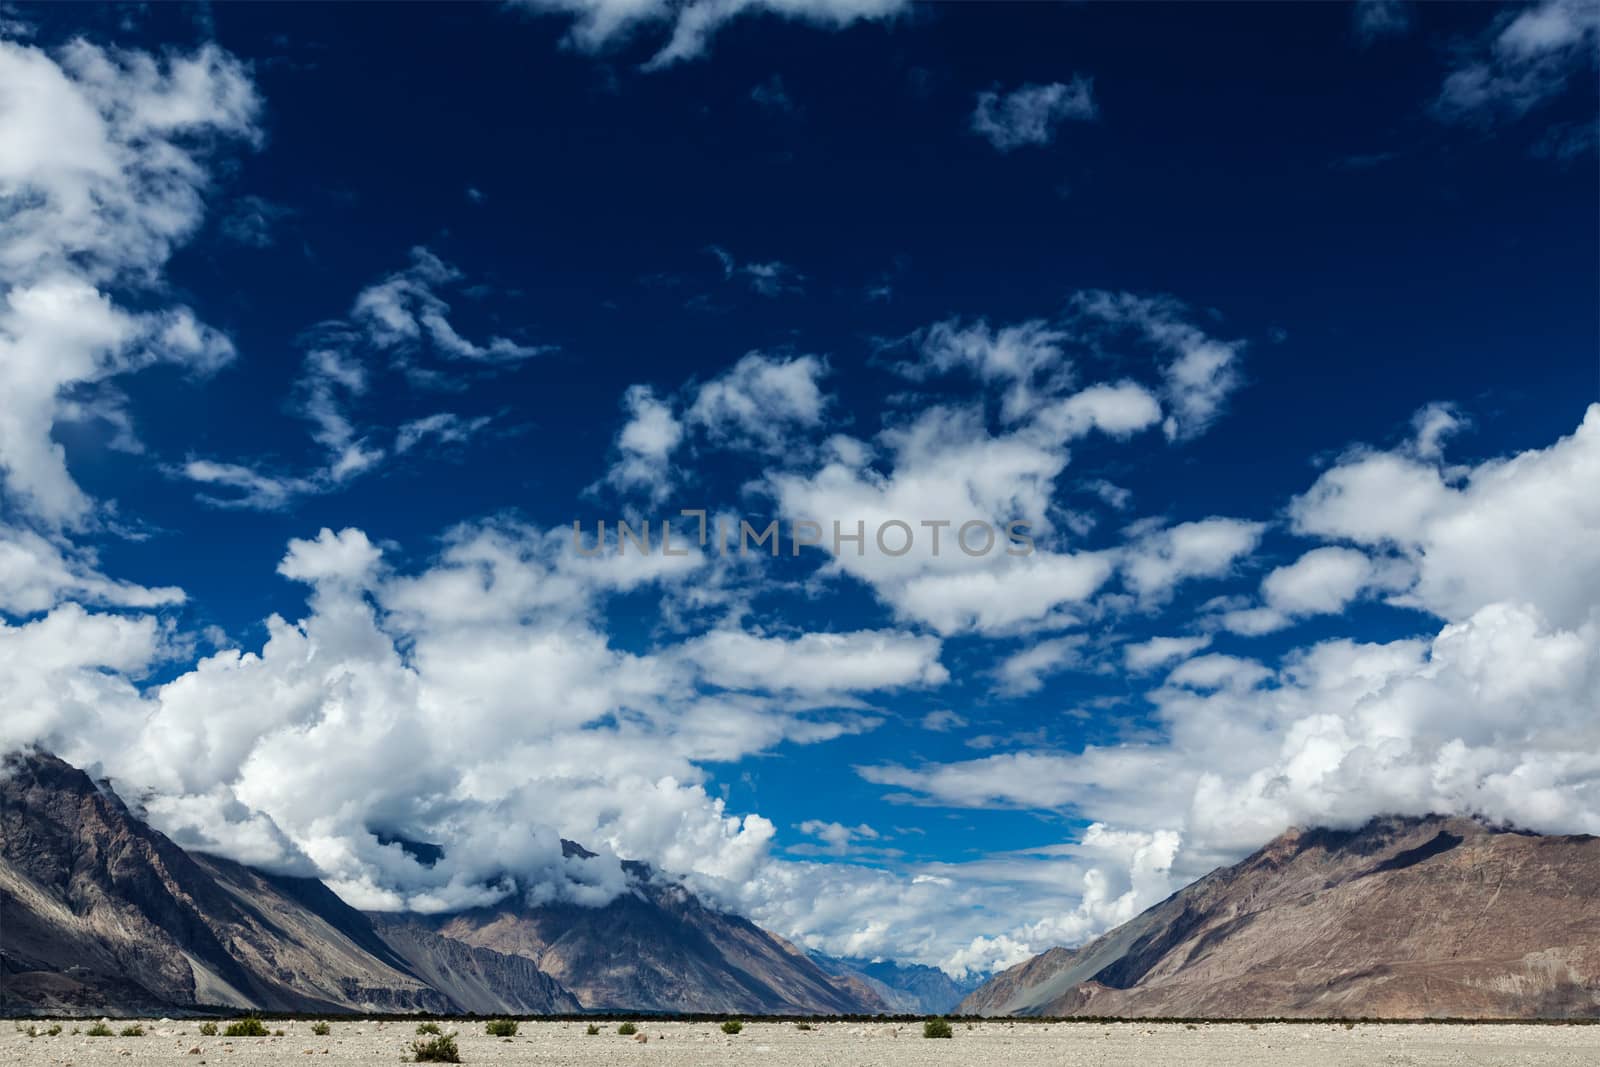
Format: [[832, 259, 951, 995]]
[[0, 751, 874, 1016], [0, 751, 459, 1015], [960, 815, 1600, 1019], [401, 847, 875, 1015]]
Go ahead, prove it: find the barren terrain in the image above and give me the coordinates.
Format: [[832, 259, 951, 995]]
[[5, 1019, 1599, 1066]]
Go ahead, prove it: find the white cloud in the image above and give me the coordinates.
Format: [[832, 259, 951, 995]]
[[1120, 516, 1265, 604], [182, 251, 532, 510], [680, 627, 947, 694], [938, 824, 1180, 976], [920, 709, 966, 732], [1409, 400, 1466, 459], [689, 351, 829, 453], [854, 406, 1600, 963], [1165, 652, 1269, 692], [602, 384, 684, 500], [352, 247, 551, 364], [277, 527, 384, 588], [1290, 404, 1600, 629], [1434, 0, 1600, 125], [0, 39, 257, 526], [8, 518, 885, 915], [512, 0, 907, 69], [970, 79, 1097, 152], [1215, 545, 1410, 637], [180, 459, 321, 512], [707, 245, 804, 296], [395, 412, 494, 454], [1123, 633, 1211, 673], [0, 524, 184, 615], [793, 819, 880, 856], [994, 635, 1088, 696], [1262, 545, 1379, 615], [1070, 291, 1245, 441], [903, 318, 1069, 422], [1032, 382, 1162, 443]]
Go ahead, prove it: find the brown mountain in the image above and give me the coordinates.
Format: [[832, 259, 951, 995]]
[[960, 815, 1600, 1019], [0, 751, 878, 1016], [392, 844, 882, 1015], [0, 751, 469, 1014]]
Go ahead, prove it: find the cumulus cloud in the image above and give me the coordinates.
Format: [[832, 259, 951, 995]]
[[0, 524, 184, 615], [602, 384, 684, 500], [689, 351, 829, 453], [1290, 404, 1600, 628], [1070, 290, 1245, 441], [1120, 516, 1265, 604], [768, 403, 1114, 635], [0, 39, 257, 526], [1215, 545, 1411, 637], [970, 78, 1097, 152], [9, 516, 928, 916], [856, 405, 1600, 963]]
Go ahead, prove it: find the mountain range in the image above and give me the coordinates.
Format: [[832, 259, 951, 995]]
[[960, 814, 1600, 1019], [6, 751, 1597, 1019], [0, 751, 905, 1016]]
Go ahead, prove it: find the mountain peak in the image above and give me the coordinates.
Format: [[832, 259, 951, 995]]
[[0, 751, 881, 1017], [962, 815, 1600, 1019]]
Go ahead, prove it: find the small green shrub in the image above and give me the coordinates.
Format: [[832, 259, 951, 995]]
[[585, 1024, 600, 1035], [224, 1015, 270, 1038], [274, 1029, 285, 1036], [484, 1018, 518, 1037], [312, 1022, 331, 1036], [411, 1033, 461, 1063], [795, 1021, 812, 1030], [721, 1020, 743, 1034], [416, 1022, 442, 1035], [46, 1025, 62, 1037], [923, 1017, 953, 1039], [617, 1021, 637, 1035], [87, 1023, 114, 1037], [199, 1022, 219, 1036], [119, 1025, 145, 1037]]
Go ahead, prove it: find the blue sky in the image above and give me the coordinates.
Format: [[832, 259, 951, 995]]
[[1, 0, 1597, 974]]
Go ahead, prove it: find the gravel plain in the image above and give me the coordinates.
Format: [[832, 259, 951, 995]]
[[6, 1018, 1600, 1066]]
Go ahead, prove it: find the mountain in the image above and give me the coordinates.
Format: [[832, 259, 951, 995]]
[[398, 850, 878, 1015], [0, 751, 468, 1015], [960, 815, 1600, 1019], [0, 751, 879, 1016], [809, 953, 983, 1014]]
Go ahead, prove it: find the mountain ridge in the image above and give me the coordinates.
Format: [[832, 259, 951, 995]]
[[959, 814, 1600, 1019], [0, 751, 877, 1016]]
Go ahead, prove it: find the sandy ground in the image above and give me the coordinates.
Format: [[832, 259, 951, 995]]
[[6, 1018, 1600, 1066]]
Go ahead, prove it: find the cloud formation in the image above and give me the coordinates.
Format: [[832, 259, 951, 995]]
[[513, 0, 906, 68], [0, 39, 257, 526], [970, 78, 1097, 152]]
